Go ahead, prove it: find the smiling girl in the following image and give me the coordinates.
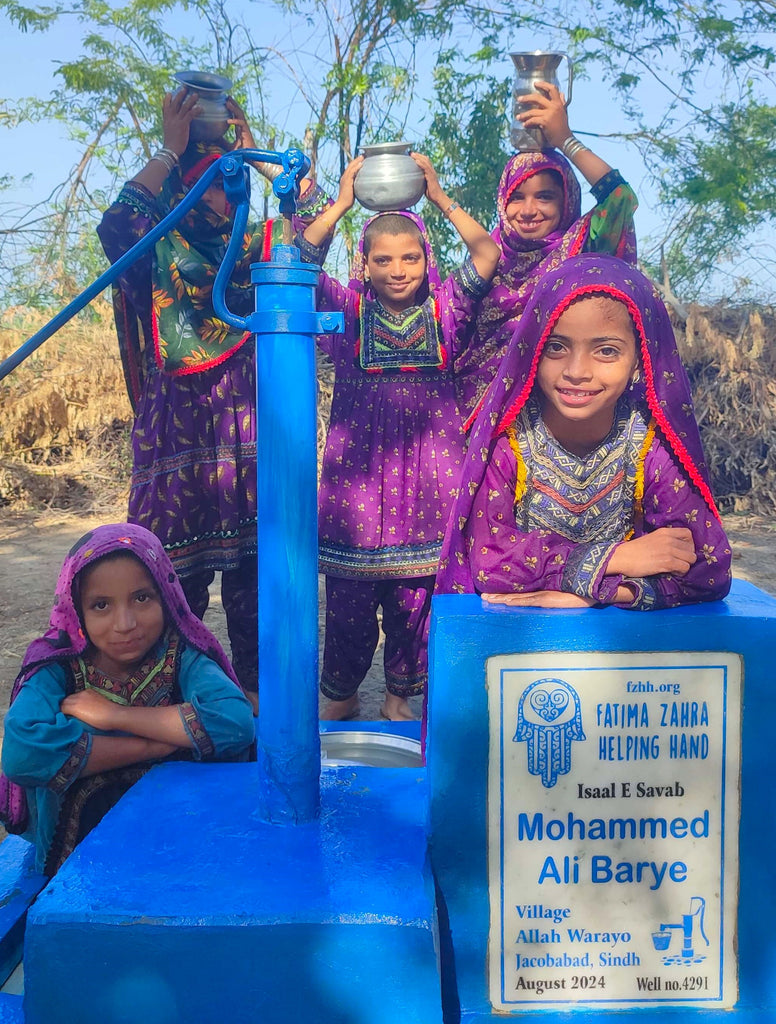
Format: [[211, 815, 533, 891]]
[[456, 81, 638, 419], [1, 524, 254, 874], [299, 154, 499, 720], [437, 255, 731, 610]]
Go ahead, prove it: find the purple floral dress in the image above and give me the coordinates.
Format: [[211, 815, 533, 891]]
[[299, 211, 490, 699], [302, 212, 489, 580], [97, 147, 329, 691]]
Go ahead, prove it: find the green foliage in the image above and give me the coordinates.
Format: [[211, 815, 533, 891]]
[[422, 49, 510, 273], [0, 0, 775, 302], [641, 98, 776, 297]]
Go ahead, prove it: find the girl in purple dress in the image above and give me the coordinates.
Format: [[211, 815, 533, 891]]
[[456, 81, 638, 421], [1, 524, 254, 874], [437, 254, 731, 609], [300, 154, 500, 720], [97, 90, 329, 712]]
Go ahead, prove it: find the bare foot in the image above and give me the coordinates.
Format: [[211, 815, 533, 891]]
[[246, 691, 259, 716], [380, 694, 418, 721], [320, 695, 360, 721]]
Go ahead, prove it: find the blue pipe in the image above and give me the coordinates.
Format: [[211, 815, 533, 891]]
[[212, 188, 344, 822], [0, 147, 307, 382]]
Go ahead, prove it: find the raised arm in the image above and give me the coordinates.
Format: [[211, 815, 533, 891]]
[[516, 81, 612, 188], [303, 155, 364, 249], [131, 89, 201, 196], [411, 152, 499, 282]]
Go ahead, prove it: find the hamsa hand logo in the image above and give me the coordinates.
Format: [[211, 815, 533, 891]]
[[514, 677, 585, 787]]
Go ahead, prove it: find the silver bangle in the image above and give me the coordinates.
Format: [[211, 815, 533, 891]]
[[158, 146, 180, 167], [150, 150, 176, 173], [560, 135, 589, 160]]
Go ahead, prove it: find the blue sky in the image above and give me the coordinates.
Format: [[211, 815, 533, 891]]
[[0, 8, 658, 214]]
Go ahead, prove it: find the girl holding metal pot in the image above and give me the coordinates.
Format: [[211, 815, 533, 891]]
[[97, 85, 330, 713], [456, 80, 639, 423]]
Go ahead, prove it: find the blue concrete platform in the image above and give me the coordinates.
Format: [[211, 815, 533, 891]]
[[428, 580, 776, 1022], [0, 837, 46, 992], [0, 994, 23, 1023], [23, 761, 441, 1024]]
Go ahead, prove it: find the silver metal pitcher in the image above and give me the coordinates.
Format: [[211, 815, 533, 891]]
[[353, 142, 426, 212], [174, 70, 232, 142], [509, 51, 573, 151]]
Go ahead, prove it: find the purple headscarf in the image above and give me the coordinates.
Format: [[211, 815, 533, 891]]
[[0, 523, 242, 835], [14, 523, 240, 692], [493, 149, 582, 265], [331, 208, 467, 372], [455, 150, 637, 421], [438, 253, 721, 594]]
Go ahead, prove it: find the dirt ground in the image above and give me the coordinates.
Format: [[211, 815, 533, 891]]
[[0, 507, 773, 735]]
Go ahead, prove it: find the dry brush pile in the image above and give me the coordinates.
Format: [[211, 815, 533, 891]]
[[677, 303, 776, 514], [0, 303, 133, 511], [0, 301, 773, 515]]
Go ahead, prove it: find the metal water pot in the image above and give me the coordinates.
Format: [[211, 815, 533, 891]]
[[509, 52, 573, 151], [353, 142, 427, 212], [174, 70, 232, 142]]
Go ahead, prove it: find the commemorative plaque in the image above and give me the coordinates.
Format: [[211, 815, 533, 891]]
[[487, 651, 741, 1010]]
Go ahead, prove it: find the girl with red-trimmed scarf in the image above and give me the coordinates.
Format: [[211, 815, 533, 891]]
[[97, 89, 329, 710], [456, 81, 638, 422]]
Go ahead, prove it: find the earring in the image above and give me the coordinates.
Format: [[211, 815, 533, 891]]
[[630, 369, 641, 389]]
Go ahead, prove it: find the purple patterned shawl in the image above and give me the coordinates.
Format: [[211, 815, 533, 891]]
[[14, 523, 240, 692], [493, 149, 582, 267], [455, 150, 636, 421], [438, 253, 721, 594]]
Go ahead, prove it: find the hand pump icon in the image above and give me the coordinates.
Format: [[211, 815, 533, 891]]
[[652, 897, 710, 962]]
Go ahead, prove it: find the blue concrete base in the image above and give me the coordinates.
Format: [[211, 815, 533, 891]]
[[319, 719, 422, 741], [0, 837, 46, 990], [23, 762, 441, 1024], [0, 994, 24, 1023], [428, 580, 776, 1022]]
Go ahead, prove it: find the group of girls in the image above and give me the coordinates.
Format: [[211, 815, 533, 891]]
[[2, 76, 731, 874], [305, 80, 729, 720]]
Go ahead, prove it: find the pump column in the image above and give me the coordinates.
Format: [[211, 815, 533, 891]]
[[251, 245, 342, 824]]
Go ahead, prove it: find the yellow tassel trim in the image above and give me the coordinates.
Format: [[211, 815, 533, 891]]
[[629, 418, 656, 537], [506, 426, 527, 505]]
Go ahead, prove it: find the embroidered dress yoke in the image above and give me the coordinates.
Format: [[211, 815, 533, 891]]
[[300, 211, 489, 579], [512, 398, 648, 538]]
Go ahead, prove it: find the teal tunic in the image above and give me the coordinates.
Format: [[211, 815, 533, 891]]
[[2, 639, 254, 872]]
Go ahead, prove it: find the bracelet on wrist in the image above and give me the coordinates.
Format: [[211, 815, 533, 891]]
[[150, 150, 176, 174], [158, 146, 181, 166], [560, 135, 589, 160], [444, 200, 461, 217]]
